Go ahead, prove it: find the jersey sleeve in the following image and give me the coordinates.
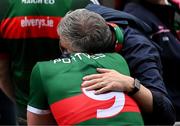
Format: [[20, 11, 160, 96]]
[[27, 63, 50, 115]]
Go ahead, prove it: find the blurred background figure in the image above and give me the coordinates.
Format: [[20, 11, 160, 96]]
[[0, 1, 17, 125]]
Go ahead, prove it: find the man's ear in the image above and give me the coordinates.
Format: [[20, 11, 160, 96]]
[[60, 40, 74, 53]]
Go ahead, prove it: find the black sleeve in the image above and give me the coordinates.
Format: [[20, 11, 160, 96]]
[[122, 27, 165, 93], [142, 90, 176, 125], [123, 27, 176, 125]]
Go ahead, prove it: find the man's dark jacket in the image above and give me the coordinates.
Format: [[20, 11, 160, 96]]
[[86, 3, 176, 125], [124, 2, 180, 121]]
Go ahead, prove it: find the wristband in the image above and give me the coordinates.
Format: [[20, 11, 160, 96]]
[[128, 78, 141, 96]]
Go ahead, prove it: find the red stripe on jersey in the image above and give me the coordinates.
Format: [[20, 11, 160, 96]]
[[1, 16, 62, 39], [50, 92, 140, 125], [122, 94, 140, 113]]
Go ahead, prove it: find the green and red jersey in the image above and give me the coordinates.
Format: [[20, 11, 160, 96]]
[[0, 0, 95, 109], [28, 53, 144, 125]]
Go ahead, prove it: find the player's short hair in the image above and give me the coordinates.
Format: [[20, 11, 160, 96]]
[[57, 9, 114, 53]]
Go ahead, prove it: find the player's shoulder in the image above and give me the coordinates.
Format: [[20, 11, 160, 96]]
[[35, 59, 62, 71], [33, 59, 66, 77], [104, 53, 126, 62]]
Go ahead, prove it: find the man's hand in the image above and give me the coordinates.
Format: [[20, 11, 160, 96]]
[[82, 68, 134, 95], [82, 68, 153, 112]]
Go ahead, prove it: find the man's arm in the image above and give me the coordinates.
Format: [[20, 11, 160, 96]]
[[27, 111, 57, 125], [28, 63, 57, 125]]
